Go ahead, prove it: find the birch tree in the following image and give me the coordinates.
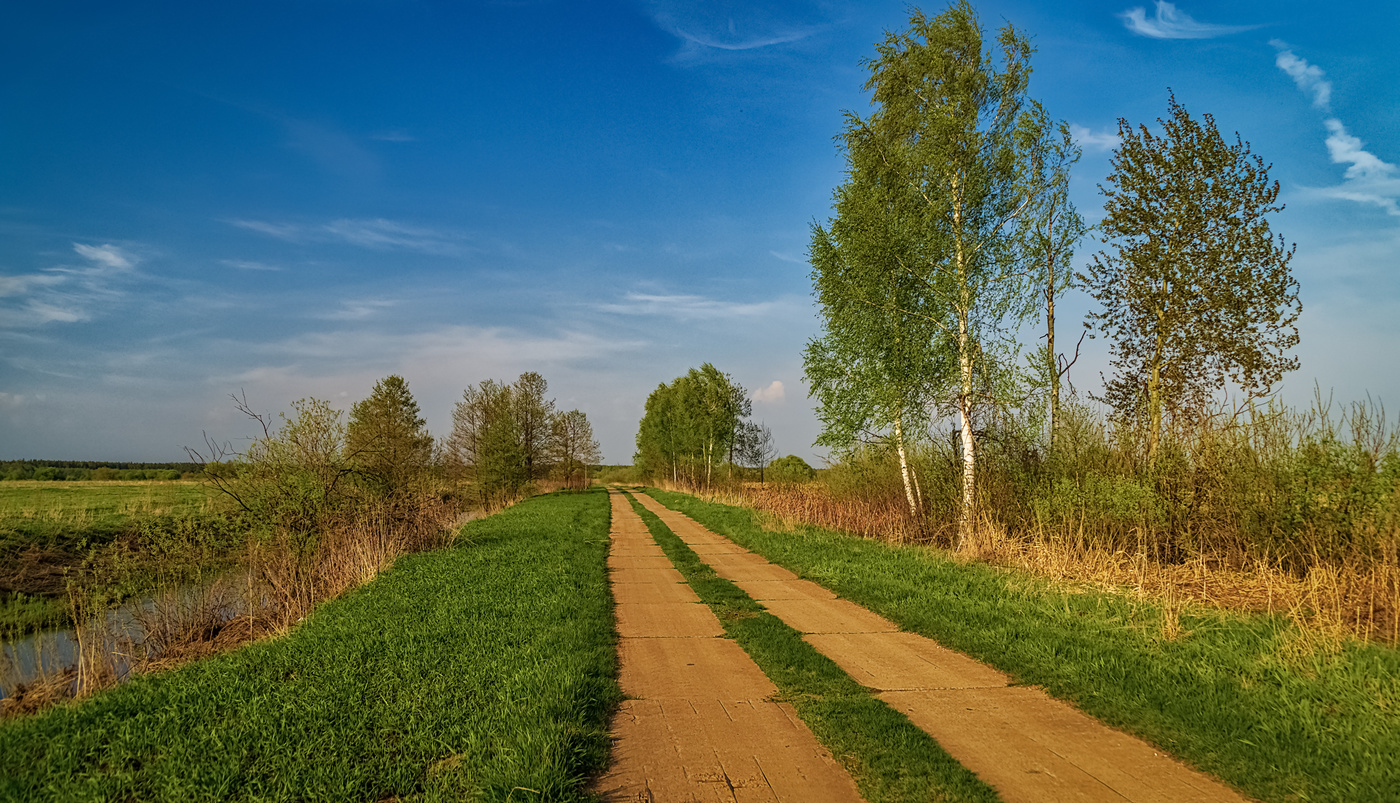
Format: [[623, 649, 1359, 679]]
[[809, 2, 1047, 544]]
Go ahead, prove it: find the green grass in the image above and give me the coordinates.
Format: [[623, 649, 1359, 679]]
[[647, 488, 1400, 803], [624, 493, 998, 803], [0, 480, 214, 547], [0, 488, 619, 802]]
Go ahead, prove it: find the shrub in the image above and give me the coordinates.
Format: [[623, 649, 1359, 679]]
[[769, 455, 816, 483]]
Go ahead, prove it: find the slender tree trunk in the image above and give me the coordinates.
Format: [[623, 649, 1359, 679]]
[[1046, 217, 1059, 447], [954, 179, 977, 550], [894, 414, 919, 518], [1148, 287, 1166, 461]]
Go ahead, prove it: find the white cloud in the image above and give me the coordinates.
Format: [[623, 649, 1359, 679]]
[[229, 219, 303, 240], [228, 217, 472, 256], [597, 291, 782, 321], [753, 380, 785, 404], [0, 273, 63, 298], [72, 243, 134, 271], [1118, 2, 1258, 40], [769, 250, 803, 264], [221, 259, 282, 272], [319, 298, 397, 321], [1271, 41, 1331, 111], [1069, 124, 1121, 153], [369, 130, 418, 142], [1270, 47, 1400, 216], [645, 1, 826, 61], [0, 243, 141, 328], [321, 218, 467, 256]]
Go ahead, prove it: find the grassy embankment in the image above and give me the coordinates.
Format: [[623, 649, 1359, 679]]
[[0, 481, 217, 633], [624, 492, 998, 803], [0, 488, 618, 802], [648, 488, 1400, 803]]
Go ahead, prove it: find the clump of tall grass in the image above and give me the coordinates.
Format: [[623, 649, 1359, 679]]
[[736, 393, 1400, 644]]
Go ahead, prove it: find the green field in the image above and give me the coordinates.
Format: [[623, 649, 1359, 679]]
[[0, 480, 214, 548], [0, 488, 617, 801], [0, 481, 222, 633], [648, 488, 1400, 803]]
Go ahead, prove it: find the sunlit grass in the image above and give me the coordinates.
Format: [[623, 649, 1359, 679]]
[[649, 488, 1400, 803], [0, 488, 618, 802]]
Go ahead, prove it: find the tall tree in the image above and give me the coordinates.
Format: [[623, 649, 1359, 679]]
[[634, 365, 749, 489], [549, 409, 602, 489], [1083, 92, 1301, 457], [810, 2, 1047, 543], [512, 371, 556, 480], [1023, 116, 1087, 444], [345, 375, 434, 499]]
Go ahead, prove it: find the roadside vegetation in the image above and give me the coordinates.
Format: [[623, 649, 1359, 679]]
[[647, 488, 1400, 803], [625, 492, 998, 803], [0, 489, 618, 802], [631, 2, 1398, 651], [3, 370, 603, 719]]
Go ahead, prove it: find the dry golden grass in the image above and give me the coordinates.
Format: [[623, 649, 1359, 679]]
[[680, 480, 1400, 646]]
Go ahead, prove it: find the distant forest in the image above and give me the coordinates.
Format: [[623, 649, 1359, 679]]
[[0, 460, 200, 481]]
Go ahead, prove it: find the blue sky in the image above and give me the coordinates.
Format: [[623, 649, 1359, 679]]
[[2, 0, 1397, 463]]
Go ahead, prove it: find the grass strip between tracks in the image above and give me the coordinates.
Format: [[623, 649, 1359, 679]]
[[0, 488, 619, 803], [624, 492, 1000, 803], [646, 487, 1400, 803]]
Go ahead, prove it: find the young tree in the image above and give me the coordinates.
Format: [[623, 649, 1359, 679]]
[[810, 2, 1047, 544], [512, 371, 556, 481], [1083, 92, 1301, 457], [345, 375, 434, 500], [549, 409, 602, 489], [735, 420, 778, 483], [1024, 117, 1087, 444]]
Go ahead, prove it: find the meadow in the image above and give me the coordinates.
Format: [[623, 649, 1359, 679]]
[[648, 487, 1400, 802], [0, 489, 617, 802], [0, 481, 219, 633]]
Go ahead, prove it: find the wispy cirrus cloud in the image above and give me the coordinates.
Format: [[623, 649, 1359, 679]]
[[646, 1, 826, 60], [597, 291, 782, 321], [1070, 124, 1121, 153], [1271, 43, 1400, 216], [228, 217, 474, 256], [0, 243, 140, 328], [319, 298, 397, 321], [1118, 2, 1259, 40], [220, 259, 282, 272]]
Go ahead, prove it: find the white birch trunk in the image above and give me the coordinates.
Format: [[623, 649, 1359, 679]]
[[894, 414, 919, 519]]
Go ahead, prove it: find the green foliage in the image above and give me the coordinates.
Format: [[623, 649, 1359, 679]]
[[768, 454, 816, 483], [653, 488, 1400, 803], [346, 374, 434, 500], [0, 490, 620, 801], [633, 363, 751, 488], [1084, 92, 1301, 453], [449, 373, 582, 503], [476, 413, 528, 506], [808, 2, 1063, 538]]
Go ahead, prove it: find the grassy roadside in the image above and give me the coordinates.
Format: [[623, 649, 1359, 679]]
[[624, 492, 999, 803], [647, 488, 1400, 803], [0, 488, 618, 802]]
